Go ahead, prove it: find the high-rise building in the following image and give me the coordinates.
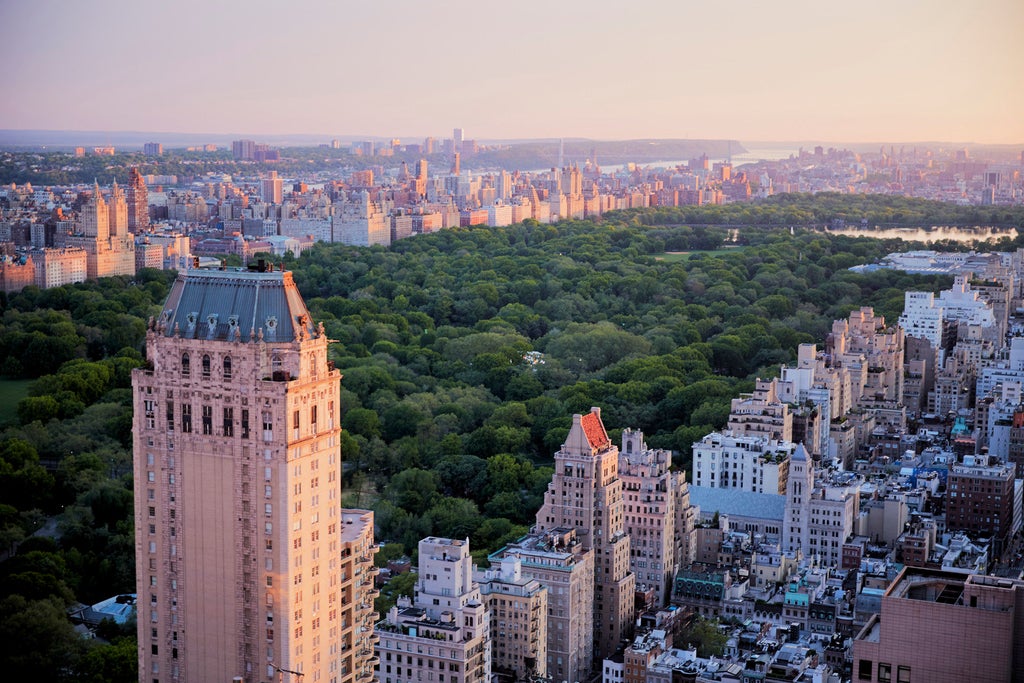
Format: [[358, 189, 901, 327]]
[[144, 142, 164, 156], [618, 429, 693, 607], [453, 128, 464, 151], [68, 181, 135, 279], [535, 408, 635, 663], [946, 457, 1016, 558], [127, 167, 150, 232], [375, 538, 490, 683], [132, 266, 376, 683], [232, 139, 257, 160], [476, 556, 548, 681], [490, 529, 593, 683], [691, 430, 794, 494], [782, 445, 860, 567], [853, 567, 1024, 683], [262, 171, 283, 205]]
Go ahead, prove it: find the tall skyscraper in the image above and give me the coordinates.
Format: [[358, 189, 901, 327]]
[[261, 171, 283, 205], [127, 167, 150, 233], [109, 179, 128, 237], [535, 407, 635, 663], [132, 265, 376, 683]]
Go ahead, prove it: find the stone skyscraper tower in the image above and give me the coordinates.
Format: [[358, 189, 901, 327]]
[[132, 266, 377, 683], [535, 407, 635, 662]]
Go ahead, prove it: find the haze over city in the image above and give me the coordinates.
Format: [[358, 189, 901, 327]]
[[2, 0, 1023, 144]]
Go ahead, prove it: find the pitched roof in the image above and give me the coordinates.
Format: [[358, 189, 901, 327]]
[[157, 268, 316, 343], [580, 409, 610, 450]]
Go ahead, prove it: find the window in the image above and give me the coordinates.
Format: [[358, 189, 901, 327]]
[[242, 409, 250, 439], [878, 663, 891, 683], [181, 404, 192, 433], [897, 666, 911, 683], [223, 356, 232, 379], [202, 406, 213, 435], [858, 660, 873, 681], [181, 353, 190, 376], [201, 355, 211, 377], [223, 408, 234, 437], [311, 405, 318, 432], [166, 402, 174, 431]]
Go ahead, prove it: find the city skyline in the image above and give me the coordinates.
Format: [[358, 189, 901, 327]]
[[1, 0, 1022, 144]]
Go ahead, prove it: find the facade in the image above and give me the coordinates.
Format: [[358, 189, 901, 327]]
[[33, 246, 88, 288], [726, 378, 792, 442], [782, 445, 860, 567], [132, 266, 375, 683], [618, 429, 692, 606], [477, 556, 548, 681], [691, 431, 793, 494], [67, 181, 135, 279], [127, 167, 150, 232], [375, 538, 490, 683], [946, 457, 1016, 557], [853, 567, 1024, 683], [535, 408, 635, 662], [491, 530, 593, 683]]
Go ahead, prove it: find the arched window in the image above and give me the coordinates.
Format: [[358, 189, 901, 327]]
[[202, 354, 211, 377], [223, 356, 232, 379], [181, 353, 190, 376]]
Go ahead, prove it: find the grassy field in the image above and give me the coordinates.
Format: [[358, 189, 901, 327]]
[[653, 245, 747, 262], [0, 379, 32, 425]]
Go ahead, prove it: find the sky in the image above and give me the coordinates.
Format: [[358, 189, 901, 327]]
[[1, 0, 1022, 144]]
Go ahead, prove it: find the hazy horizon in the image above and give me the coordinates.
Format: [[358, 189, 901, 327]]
[[2, 0, 1022, 144]]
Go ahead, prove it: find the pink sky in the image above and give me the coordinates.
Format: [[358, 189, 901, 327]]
[[1, 0, 1022, 143]]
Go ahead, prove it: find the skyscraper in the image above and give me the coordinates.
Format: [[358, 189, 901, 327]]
[[127, 167, 150, 233], [132, 265, 376, 683], [535, 407, 635, 663]]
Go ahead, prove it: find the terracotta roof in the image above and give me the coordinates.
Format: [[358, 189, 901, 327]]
[[581, 410, 610, 451]]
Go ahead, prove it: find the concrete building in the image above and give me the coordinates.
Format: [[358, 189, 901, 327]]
[[535, 408, 635, 663], [127, 167, 150, 232], [33, 246, 88, 288], [490, 529, 593, 683], [375, 537, 490, 683], [618, 429, 693, 607], [853, 567, 1024, 683], [67, 181, 135, 279], [477, 556, 548, 681], [691, 431, 794, 494], [783, 446, 861, 567], [726, 378, 792, 442], [946, 456, 1016, 558], [132, 266, 377, 683]]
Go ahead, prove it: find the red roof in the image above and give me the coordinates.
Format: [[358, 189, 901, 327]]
[[581, 411, 610, 451]]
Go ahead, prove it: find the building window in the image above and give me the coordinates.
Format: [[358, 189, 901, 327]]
[[181, 353, 190, 376], [202, 406, 213, 435], [223, 356, 232, 379], [311, 405, 317, 433], [858, 660, 873, 681], [181, 404, 192, 433], [263, 412, 273, 441], [224, 408, 234, 437], [878, 663, 891, 682], [201, 355, 211, 378], [242, 409, 250, 439], [897, 666, 911, 683], [166, 402, 174, 431]]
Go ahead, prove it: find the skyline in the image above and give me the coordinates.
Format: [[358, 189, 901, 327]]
[[2, 0, 1023, 144]]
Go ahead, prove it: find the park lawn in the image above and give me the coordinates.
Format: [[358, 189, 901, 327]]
[[0, 379, 32, 425], [654, 245, 746, 262]]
